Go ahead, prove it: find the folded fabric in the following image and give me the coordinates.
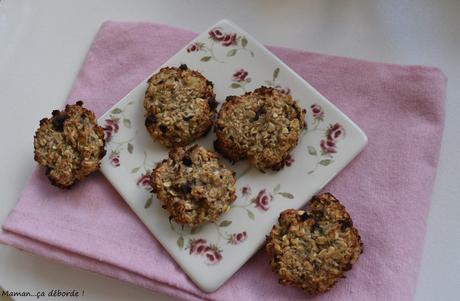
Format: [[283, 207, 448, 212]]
[[0, 21, 446, 301]]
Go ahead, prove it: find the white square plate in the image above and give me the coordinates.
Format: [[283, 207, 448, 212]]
[[98, 19, 367, 293]]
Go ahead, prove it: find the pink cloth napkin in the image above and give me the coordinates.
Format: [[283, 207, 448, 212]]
[[0, 21, 446, 301]]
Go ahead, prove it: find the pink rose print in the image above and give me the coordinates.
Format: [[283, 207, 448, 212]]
[[136, 173, 151, 189], [307, 110, 345, 173], [230, 69, 251, 92], [241, 185, 251, 196], [233, 69, 248, 82], [254, 189, 273, 211], [203, 245, 223, 265], [228, 231, 247, 245], [208, 28, 237, 46], [285, 154, 294, 167], [186, 42, 204, 53], [316, 123, 344, 157], [196, 28, 252, 62], [274, 85, 291, 95], [188, 239, 223, 264], [208, 27, 225, 41], [327, 123, 345, 141], [189, 238, 207, 255], [221, 33, 237, 47], [320, 138, 337, 154], [109, 151, 120, 167], [311, 104, 324, 120], [103, 119, 119, 141]]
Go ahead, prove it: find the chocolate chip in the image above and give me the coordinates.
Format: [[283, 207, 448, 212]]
[[213, 140, 221, 152], [76, 100, 83, 106], [161, 205, 167, 209], [51, 110, 60, 116], [311, 222, 322, 233], [179, 64, 188, 70], [180, 184, 192, 194], [299, 212, 310, 221], [206, 80, 214, 87], [182, 156, 192, 166], [208, 98, 218, 110], [344, 263, 353, 271], [51, 113, 68, 132], [100, 149, 107, 159], [183, 115, 192, 121], [145, 115, 157, 127], [253, 107, 266, 121], [311, 210, 324, 221], [340, 219, 353, 231], [192, 197, 205, 207], [159, 125, 168, 133]]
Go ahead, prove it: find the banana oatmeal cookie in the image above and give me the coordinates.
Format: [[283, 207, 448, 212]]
[[33, 101, 106, 188], [266, 193, 363, 294], [151, 145, 236, 226], [144, 64, 217, 147], [214, 86, 306, 171]]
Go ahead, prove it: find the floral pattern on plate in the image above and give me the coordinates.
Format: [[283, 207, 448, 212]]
[[264, 67, 291, 95], [303, 104, 346, 174], [186, 27, 254, 63], [102, 101, 136, 168], [230, 68, 251, 92], [232, 184, 294, 218], [98, 19, 367, 292]]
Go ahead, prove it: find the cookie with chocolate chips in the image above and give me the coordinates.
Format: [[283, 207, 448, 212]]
[[144, 65, 217, 148], [214, 86, 306, 171], [150, 145, 236, 226], [33, 101, 106, 188], [266, 193, 363, 294]]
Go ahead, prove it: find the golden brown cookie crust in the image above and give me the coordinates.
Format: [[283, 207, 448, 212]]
[[266, 193, 363, 294], [151, 145, 236, 226], [144, 65, 217, 148], [214, 86, 306, 171], [33, 101, 106, 188]]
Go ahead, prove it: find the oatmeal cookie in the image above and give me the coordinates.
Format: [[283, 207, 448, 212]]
[[144, 64, 217, 147], [214, 86, 306, 171], [266, 193, 363, 294], [33, 101, 106, 188], [151, 145, 236, 226]]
